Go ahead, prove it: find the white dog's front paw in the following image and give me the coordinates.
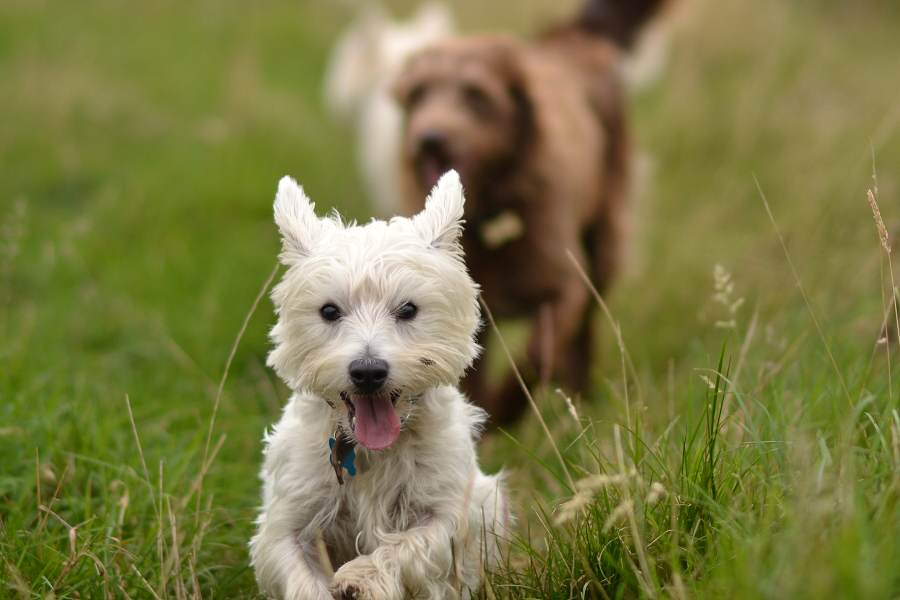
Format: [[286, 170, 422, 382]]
[[331, 555, 400, 600]]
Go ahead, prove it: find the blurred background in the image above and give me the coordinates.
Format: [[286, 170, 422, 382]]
[[2, 0, 900, 597]]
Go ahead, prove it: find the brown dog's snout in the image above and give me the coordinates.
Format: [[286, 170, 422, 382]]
[[415, 129, 456, 188], [417, 130, 449, 157]]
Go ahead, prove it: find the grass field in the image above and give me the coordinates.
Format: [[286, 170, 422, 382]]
[[2, 0, 900, 598]]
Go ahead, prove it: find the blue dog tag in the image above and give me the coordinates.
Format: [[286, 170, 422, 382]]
[[329, 436, 357, 484]]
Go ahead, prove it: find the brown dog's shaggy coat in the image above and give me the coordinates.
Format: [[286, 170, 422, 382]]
[[394, 0, 668, 424]]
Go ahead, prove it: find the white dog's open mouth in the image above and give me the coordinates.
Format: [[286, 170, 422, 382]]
[[341, 390, 401, 451]]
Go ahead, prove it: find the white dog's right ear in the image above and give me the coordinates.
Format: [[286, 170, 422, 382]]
[[274, 176, 320, 261], [412, 170, 465, 253]]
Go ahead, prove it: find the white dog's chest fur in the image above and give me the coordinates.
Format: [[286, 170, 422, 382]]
[[321, 449, 442, 565], [254, 386, 505, 599]]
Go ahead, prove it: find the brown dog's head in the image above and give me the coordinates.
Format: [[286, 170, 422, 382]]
[[393, 37, 533, 210]]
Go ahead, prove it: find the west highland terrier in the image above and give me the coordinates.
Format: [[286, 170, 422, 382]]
[[250, 171, 508, 599]]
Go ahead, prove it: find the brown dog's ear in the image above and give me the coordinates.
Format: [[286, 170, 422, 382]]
[[508, 77, 534, 145], [484, 41, 535, 144]]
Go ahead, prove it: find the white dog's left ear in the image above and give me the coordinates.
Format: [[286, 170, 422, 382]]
[[413, 170, 465, 252], [273, 176, 320, 261]]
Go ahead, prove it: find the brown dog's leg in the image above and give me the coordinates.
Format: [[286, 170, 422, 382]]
[[531, 275, 594, 399], [466, 322, 539, 426], [482, 272, 592, 426], [557, 307, 594, 397], [490, 372, 533, 426], [589, 206, 626, 297], [529, 268, 591, 368]]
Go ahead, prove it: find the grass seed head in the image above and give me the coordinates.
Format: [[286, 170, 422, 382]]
[[867, 188, 891, 254], [602, 500, 635, 533]]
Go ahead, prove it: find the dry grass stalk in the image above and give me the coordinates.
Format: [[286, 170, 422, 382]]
[[555, 388, 581, 426], [566, 250, 643, 434], [36, 460, 70, 537], [195, 260, 280, 526], [166, 496, 187, 600], [613, 425, 657, 598], [131, 563, 164, 600], [554, 466, 641, 526], [891, 410, 900, 470], [712, 264, 744, 329], [720, 306, 759, 441], [867, 188, 891, 254], [602, 500, 635, 532], [124, 394, 158, 513], [868, 184, 900, 398], [756, 176, 853, 404], [125, 393, 168, 595], [34, 448, 42, 523], [646, 482, 667, 505]]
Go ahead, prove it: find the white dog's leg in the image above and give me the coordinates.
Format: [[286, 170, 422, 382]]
[[333, 477, 507, 600], [332, 520, 457, 600], [250, 501, 333, 600]]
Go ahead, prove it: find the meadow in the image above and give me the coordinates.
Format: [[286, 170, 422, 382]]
[[2, 0, 899, 597]]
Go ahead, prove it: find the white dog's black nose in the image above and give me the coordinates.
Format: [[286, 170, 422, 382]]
[[349, 358, 389, 394]]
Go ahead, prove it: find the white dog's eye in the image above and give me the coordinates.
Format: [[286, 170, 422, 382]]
[[319, 303, 342, 322], [395, 302, 418, 321]]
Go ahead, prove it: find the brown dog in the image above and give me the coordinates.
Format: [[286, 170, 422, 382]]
[[393, 0, 668, 425]]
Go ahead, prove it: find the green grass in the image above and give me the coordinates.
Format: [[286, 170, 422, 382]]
[[2, 0, 900, 597]]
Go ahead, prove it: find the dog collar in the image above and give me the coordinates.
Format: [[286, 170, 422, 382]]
[[480, 210, 524, 248]]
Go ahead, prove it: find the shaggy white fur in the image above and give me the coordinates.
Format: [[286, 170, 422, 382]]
[[323, 3, 454, 216], [250, 171, 508, 599]]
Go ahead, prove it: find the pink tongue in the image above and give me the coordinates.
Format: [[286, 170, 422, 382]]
[[354, 394, 401, 450]]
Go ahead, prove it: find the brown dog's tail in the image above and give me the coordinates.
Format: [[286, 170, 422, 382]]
[[572, 0, 670, 48]]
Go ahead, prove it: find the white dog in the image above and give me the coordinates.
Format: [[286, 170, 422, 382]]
[[250, 171, 508, 600], [323, 3, 454, 216]]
